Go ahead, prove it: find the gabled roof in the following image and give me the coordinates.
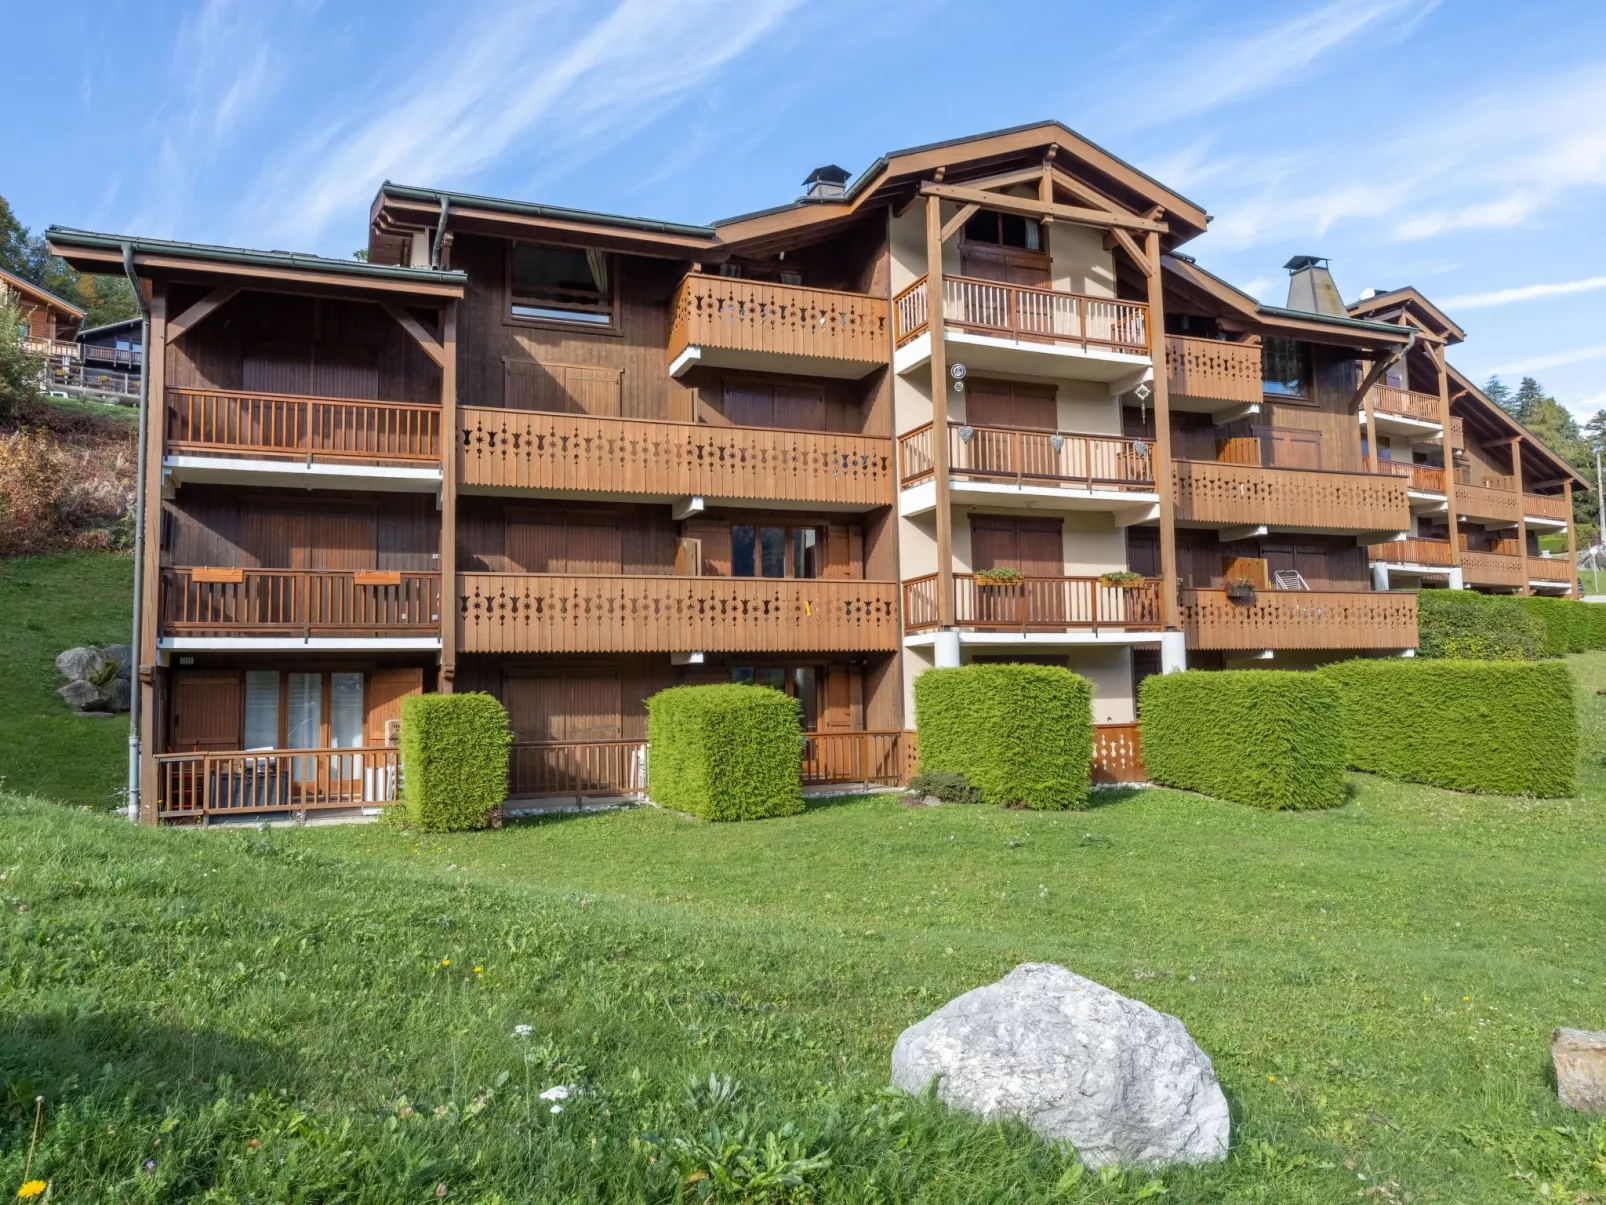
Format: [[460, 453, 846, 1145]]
[[1346, 287, 1466, 344], [76, 316, 143, 340], [1162, 254, 1412, 349], [0, 266, 85, 318], [1445, 362, 1589, 490]]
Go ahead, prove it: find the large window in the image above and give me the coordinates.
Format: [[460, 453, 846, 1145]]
[[730, 665, 820, 730], [962, 210, 1043, 251], [730, 524, 821, 579], [510, 244, 613, 326], [1261, 337, 1310, 399]]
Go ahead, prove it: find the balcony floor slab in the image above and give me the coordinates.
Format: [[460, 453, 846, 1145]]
[[895, 330, 1152, 386], [159, 636, 441, 655], [1525, 514, 1570, 532], [669, 344, 882, 381], [1361, 411, 1442, 437], [164, 455, 442, 494], [899, 478, 1160, 523], [903, 630, 1162, 649]]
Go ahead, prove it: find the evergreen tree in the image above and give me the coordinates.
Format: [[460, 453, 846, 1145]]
[[1484, 375, 1515, 416]]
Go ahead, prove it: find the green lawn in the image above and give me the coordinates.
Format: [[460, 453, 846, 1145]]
[[2, 552, 1605, 1200], [0, 552, 132, 806]]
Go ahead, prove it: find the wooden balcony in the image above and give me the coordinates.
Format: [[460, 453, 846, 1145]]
[[1460, 550, 1524, 589], [1165, 335, 1261, 404], [82, 344, 142, 368], [1368, 537, 1454, 567], [160, 568, 442, 637], [22, 335, 77, 360], [1375, 460, 1446, 494], [1173, 461, 1411, 534], [903, 574, 1163, 633], [1527, 556, 1573, 586], [166, 388, 442, 465], [667, 273, 888, 378], [1179, 588, 1418, 650], [894, 275, 1149, 355], [155, 748, 400, 822], [457, 573, 900, 654], [898, 421, 1155, 490], [1525, 492, 1571, 523], [1370, 386, 1442, 423], [458, 408, 894, 508]]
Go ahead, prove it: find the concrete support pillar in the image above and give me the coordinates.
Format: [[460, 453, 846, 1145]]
[[1160, 631, 1187, 674], [1448, 567, 1465, 590], [1372, 562, 1390, 592], [934, 629, 961, 668]]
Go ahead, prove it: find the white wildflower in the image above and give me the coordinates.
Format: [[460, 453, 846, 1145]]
[[550, 1104, 563, 1114], [539, 1084, 571, 1102], [513, 1024, 533, 1039]]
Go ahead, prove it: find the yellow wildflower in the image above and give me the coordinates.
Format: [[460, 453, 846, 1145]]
[[440, 959, 450, 967], [473, 966, 483, 974], [18, 1181, 47, 1200]]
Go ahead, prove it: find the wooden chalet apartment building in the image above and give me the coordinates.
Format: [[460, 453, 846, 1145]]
[[45, 121, 1586, 824]]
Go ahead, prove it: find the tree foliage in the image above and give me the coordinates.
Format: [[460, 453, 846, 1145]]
[[0, 293, 43, 421], [0, 194, 140, 330], [1485, 373, 1595, 538]]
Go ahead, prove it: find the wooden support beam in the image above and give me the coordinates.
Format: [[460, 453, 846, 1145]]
[[383, 301, 447, 368], [926, 197, 954, 630], [1433, 343, 1462, 582], [1565, 480, 1580, 597], [1108, 227, 1153, 277], [1362, 385, 1379, 475], [939, 203, 979, 244], [918, 182, 1168, 234], [1144, 230, 1180, 632], [437, 300, 458, 691], [165, 286, 238, 343], [1511, 435, 1529, 596]]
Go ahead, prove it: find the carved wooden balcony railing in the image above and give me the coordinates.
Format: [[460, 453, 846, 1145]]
[[1374, 460, 1446, 494], [1370, 385, 1442, 423], [903, 574, 1163, 633], [166, 388, 442, 464], [1527, 556, 1573, 585], [1459, 551, 1524, 588], [1368, 537, 1455, 566], [1165, 335, 1261, 404], [1092, 723, 1145, 785], [1179, 588, 1418, 650], [1454, 479, 1523, 524], [154, 747, 400, 822], [160, 568, 441, 637], [458, 573, 900, 655], [1173, 461, 1411, 532], [898, 421, 1155, 490], [667, 273, 888, 370], [894, 275, 1149, 354], [458, 408, 894, 507]]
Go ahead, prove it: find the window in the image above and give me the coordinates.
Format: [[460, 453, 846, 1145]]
[[1261, 337, 1310, 399], [962, 210, 1042, 251], [510, 244, 613, 325], [730, 664, 821, 730], [730, 524, 823, 578], [244, 671, 280, 750]]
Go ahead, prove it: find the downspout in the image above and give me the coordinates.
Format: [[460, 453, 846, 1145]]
[[122, 242, 150, 822], [431, 195, 451, 269]]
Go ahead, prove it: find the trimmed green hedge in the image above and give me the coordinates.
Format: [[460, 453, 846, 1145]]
[[1319, 659, 1578, 797], [1139, 671, 1346, 810], [398, 692, 511, 832], [1518, 596, 1588, 657], [646, 684, 804, 821], [1417, 589, 1542, 660], [913, 664, 1092, 809]]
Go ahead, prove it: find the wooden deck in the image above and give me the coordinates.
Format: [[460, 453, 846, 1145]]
[[898, 421, 1154, 490], [1371, 386, 1442, 423], [1164, 335, 1261, 404], [166, 388, 442, 463], [154, 748, 400, 822], [1173, 460, 1411, 533], [903, 574, 1163, 633], [1179, 588, 1419, 650], [160, 568, 442, 637], [667, 272, 888, 371], [894, 274, 1149, 355], [458, 407, 894, 507], [457, 573, 901, 654]]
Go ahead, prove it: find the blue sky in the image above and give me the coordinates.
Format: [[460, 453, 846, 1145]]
[[10, 0, 1606, 417]]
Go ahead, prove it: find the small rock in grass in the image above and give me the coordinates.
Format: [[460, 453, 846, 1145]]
[[1552, 1028, 1606, 1114]]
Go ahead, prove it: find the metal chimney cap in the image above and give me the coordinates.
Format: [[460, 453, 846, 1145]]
[[802, 164, 851, 187], [1283, 255, 1329, 273]]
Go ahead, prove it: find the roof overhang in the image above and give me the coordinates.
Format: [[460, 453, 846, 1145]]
[[0, 266, 85, 318], [1347, 287, 1466, 344]]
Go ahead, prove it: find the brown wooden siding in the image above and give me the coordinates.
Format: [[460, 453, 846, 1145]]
[[1180, 588, 1418, 650], [1176, 531, 1370, 591], [162, 487, 437, 571]]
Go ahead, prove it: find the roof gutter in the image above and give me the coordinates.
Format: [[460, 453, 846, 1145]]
[[121, 241, 151, 825]]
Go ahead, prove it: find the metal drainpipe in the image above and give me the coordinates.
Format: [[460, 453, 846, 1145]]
[[431, 195, 451, 269], [122, 242, 150, 822]]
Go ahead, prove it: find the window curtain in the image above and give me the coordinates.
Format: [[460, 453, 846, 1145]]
[[585, 249, 609, 295]]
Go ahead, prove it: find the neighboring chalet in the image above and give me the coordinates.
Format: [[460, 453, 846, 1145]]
[[75, 315, 144, 397], [2, 266, 82, 362], [45, 120, 1585, 824]]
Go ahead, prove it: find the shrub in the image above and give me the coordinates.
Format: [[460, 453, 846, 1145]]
[[1517, 596, 1587, 657], [906, 769, 984, 804], [398, 692, 511, 832], [1416, 589, 1541, 660], [1319, 659, 1578, 797], [1140, 671, 1346, 810], [646, 684, 804, 821], [913, 664, 1092, 809]]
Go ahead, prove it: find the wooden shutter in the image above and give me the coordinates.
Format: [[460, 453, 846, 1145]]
[[506, 513, 565, 573], [966, 378, 1056, 431], [504, 360, 622, 415], [309, 506, 377, 570], [566, 672, 623, 741], [564, 515, 622, 575], [775, 383, 825, 432], [239, 498, 304, 569], [959, 242, 1050, 287], [1257, 427, 1322, 470], [823, 667, 853, 731], [504, 671, 621, 742], [1126, 528, 1160, 577], [685, 520, 731, 576], [311, 346, 379, 401], [242, 342, 313, 396], [170, 672, 243, 752], [365, 668, 422, 745], [723, 381, 774, 428], [971, 517, 1061, 575], [823, 525, 853, 579], [674, 537, 703, 576], [970, 517, 1019, 572]]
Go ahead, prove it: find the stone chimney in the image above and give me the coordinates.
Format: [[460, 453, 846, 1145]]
[[801, 165, 850, 199], [1283, 255, 1346, 317]]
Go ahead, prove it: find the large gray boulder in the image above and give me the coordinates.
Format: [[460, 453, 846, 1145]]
[[55, 644, 130, 714], [891, 963, 1230, 1169], [56, 646, 106, 683]]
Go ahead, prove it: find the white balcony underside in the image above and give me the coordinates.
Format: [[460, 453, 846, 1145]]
[[903, 629, 1162, 649], [1362, 411, 1441, 436], [159, 636, 441, 654], [455, 481, 875, 514], [164, 455, 441, 494], [1524, 514, 1569, 532], [668, 344, 881, 381], [899, 478, 1160, 523], [894, 330, 1152, 387]]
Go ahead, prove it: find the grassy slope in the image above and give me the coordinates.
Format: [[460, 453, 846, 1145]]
[[0, 552, 132, 806]]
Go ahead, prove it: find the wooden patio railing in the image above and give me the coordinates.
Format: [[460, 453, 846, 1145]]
[[1179, 588, 1418, 650], [903, 574, 1163, 633], [1370, 385, 1442, 423], [893, 274, 1149, 354], [667, 272, 888, 368], [154, 748, 400, 821], [1459, 551, 1524, 588], [1367, 537, 1454, 567], [1527, 556, 1573, 584], [166, 388, 442, 463], [898, 421, 1155, 490], [1454, 479, 1523, 524], [160, 568, 441, 636], [1374, 460, 1446, 494], [1173, 460, 1411, 532], [1164, 335, 1261, 405], [1524, 492, 1571, 522]]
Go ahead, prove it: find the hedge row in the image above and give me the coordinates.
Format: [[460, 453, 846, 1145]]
[[914, 664, 1093, 809], [1419, 588, 1606, 661], [646, 684, 804, 821], [399, 693, 512, 832], [1139, 670, 1347, 810], [1319, 659, 1578, 797]]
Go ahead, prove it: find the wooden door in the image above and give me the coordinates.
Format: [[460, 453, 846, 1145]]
[[723, 381, 826, 431], [966, 379, 1056, 431], [170, 672, 243, 753], [959, 242, 1050, 286], [365, 669, 422, 746], [506, 513, 564, 574], [685, 519, 731, 576], [564, 515, 623, 576], [1258, 427, 1322, 470]]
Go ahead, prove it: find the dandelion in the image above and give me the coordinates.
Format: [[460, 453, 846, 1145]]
[[513, 1024, 533, 1039], [440, 958, 450, 967], [17, 1182, 47, 1200], [473, 966, 483, 974], [1267, 1075, 1276, 1083]]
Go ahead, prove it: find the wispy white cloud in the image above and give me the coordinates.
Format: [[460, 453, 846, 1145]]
[[1440, 274, 1606, 310], [1490, 344, 1606, 376], [1558, 388, 1606, 422], [245, 0, 800, 249]]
